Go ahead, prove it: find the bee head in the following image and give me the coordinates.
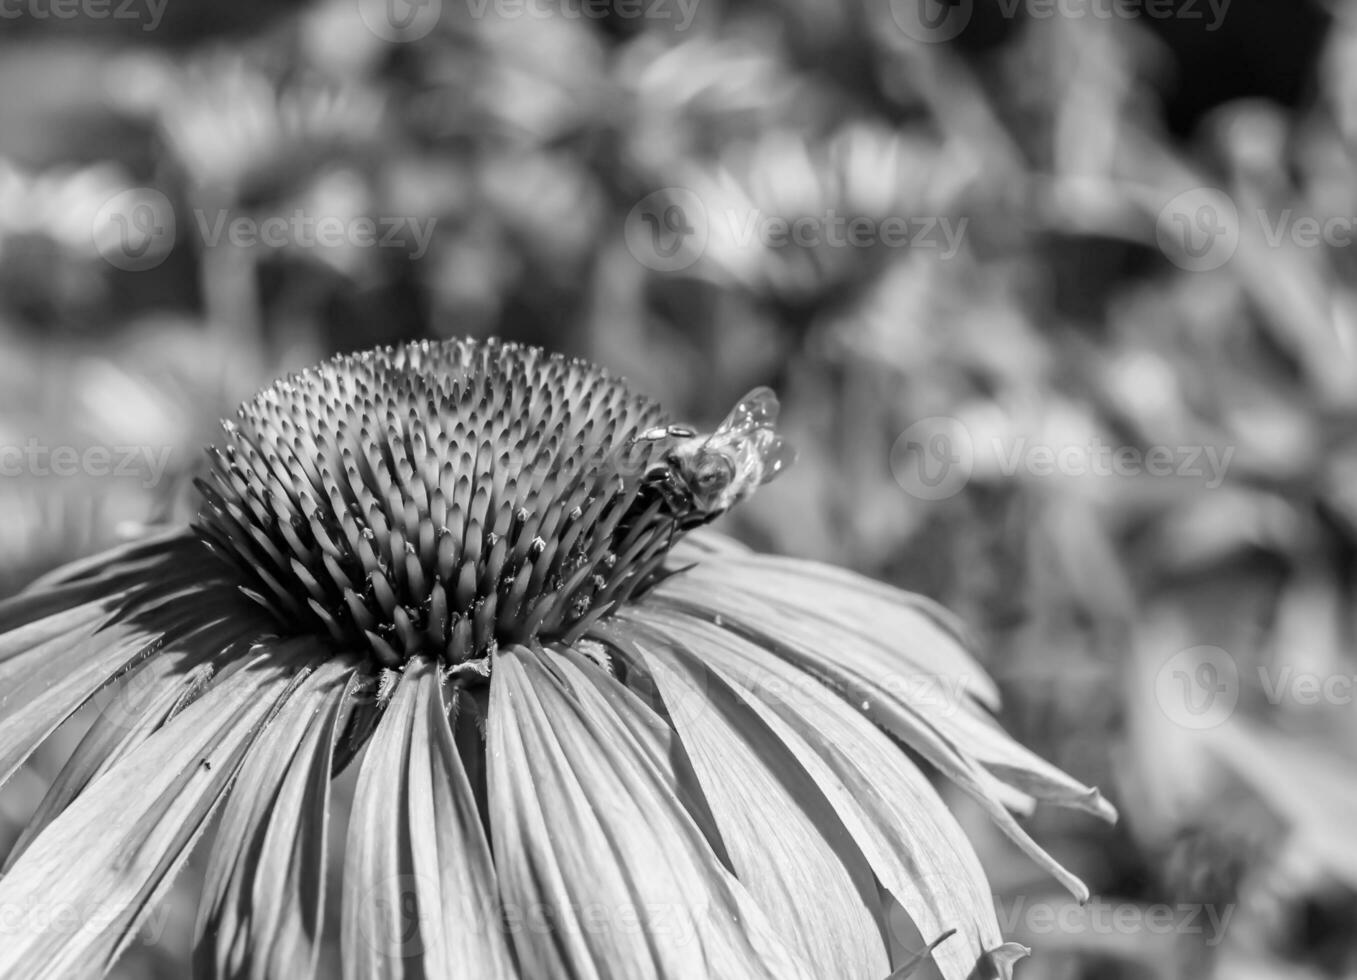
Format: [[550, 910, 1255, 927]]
[[690, 451, 735, 496]]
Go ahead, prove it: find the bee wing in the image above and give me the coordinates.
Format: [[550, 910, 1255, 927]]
[[703, 387, 794, 486], [711, 386, 780, 439], [756, 432, 797, 484]]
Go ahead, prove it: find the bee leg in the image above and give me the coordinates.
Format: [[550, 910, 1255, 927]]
[[640, 467, 682, 516], [681, 507, 724, 531]]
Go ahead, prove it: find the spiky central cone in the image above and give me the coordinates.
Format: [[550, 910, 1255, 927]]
[[194, 339, 681, 671]]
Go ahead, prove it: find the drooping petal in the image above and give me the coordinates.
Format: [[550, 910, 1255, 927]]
[[342, 656, 514, 980], [196, 654, 359, 980], [656, 559, 998, 712], [1, 529, 217, 635], [487, 644, 815, 980], [0, 617, 167, 791], [648, 570, 1108, 900], [0, 651, 302, 979], [0, 587, 120, 637], [0, 581, 263, 793], [885, 929, 957, 979], [0, 601, 114, 667], [4, 618, 263, 870], [611, 609, 1003, 980], [932, 708, 1116, 820], [23, 527, 199, 592], [604, 617, 893, 980]]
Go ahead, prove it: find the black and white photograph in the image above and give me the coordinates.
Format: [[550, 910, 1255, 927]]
[[0, 1, 1350, 977]]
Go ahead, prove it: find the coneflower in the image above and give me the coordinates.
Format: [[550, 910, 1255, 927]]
[[0, 338, 1112, 980]]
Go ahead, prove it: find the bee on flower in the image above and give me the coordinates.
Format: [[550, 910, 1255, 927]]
[[0, 338, 1112, 980]]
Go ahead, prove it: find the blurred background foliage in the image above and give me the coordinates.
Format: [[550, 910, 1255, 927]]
[[1, 0, 1356, 977]]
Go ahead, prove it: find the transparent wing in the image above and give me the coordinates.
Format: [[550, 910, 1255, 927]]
[[704, 387, 794, 487], [712, 387, 780, 439], [756, 433, 797, 484]]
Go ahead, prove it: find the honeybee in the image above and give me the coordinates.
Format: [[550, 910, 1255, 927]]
[[635, 387, 795, 527]]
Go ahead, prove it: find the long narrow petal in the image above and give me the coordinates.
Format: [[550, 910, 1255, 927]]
[[0, 530, 212, 635], [487, 645, 814, 980], [0, 578, 263, 792], [342, 656, 514, 979], [645, 585, 1105, 900], [0, 652, 301, 979], [22, 527, 196, 592], [656, 561, 998, 712], [196, 654, 358, 980], [666, 529, 753, 562], [0, 601, 114, 667], [0, 617, 166, 791], [617, 610, 1003, 980], [4, 618, 262, 870], [606, 618, 892, 980], [932, 709, 1116, 820], [0, 587, 119, 636]]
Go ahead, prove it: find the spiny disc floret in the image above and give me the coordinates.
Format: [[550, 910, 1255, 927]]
[[195, 339, 678, 670]]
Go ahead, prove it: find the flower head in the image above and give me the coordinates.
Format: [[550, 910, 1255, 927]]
[[0, 338, 1112, 980], [195, 339, 678, 673]]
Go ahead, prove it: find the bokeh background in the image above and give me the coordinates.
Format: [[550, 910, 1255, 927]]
[[0, 0, 1354, 977]]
